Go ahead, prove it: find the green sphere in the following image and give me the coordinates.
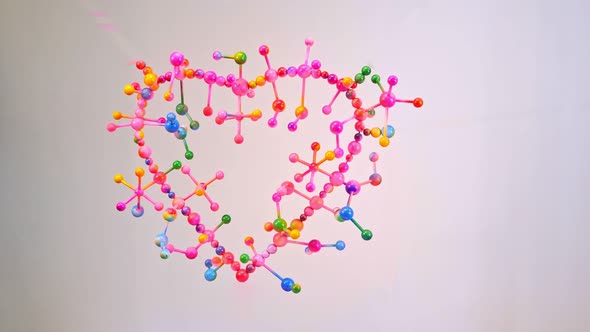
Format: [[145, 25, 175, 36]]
[[222, 214, 231, 224], [172, 160, 182, 169], [190, 120, 200, 130], [234, 51, 247, 65], [361, 229, 373, 241], [185, 151, 194, 160], [240, 253, 250, 263], [292, 284, 302, 294], [176, 103, 188, 115], [371, 74, 380, 83], [361, 66, 371, 76], [273, 217, 287, 231], [354, 73, 365, 84]]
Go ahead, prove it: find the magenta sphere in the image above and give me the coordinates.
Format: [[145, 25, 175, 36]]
[[379, 92, 396, 108], [387, 75, 398, 86], [169, 51, 184, 66], [330, 121, 343, 134], [204, 71, 217, 84], [308, 239, 322, 253], [259, 45, 269, 56]]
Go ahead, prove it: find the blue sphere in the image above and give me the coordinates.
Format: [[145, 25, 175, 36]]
[[204, 259, 213, 268], [168, 192, 175, 199], [281, 278, 295, 292], [335, 240, 346, 251], [339, 206, 354, 221], [141, 88, 152, 100], [204, 269, 217, 281], [165, 120, 180, 133], [154, 233, 168, 247], [165, 113, 180, 133], [215, 246, 225, 255], [131, 204, 144, 217], [384, 125, 395, 138]]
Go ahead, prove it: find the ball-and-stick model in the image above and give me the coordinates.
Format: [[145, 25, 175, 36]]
[[107, 38, 423, 294]]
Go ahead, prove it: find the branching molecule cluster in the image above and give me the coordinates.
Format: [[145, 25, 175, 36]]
[[107, 38, 423, 294]]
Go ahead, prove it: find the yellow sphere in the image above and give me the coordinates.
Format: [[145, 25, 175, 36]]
[[290, 229, 300, 239], [112, 111, 122, 120], [325, 150, 335, 161], [195, 187, 205, 196], [248, 81, 257, 89], [251, 109, 262, 120], [113, 174, 124, 183], [144, 73, 157, 86], [135, 168, 145, 177], [123, 84, 135, 95], [255, 76, 265, 86], [379, 136, 390, 147], [342, 77, 353, 88], [295, 105, 307, 117], [198, 234, 208, 243], [370, 127, 381, 137]]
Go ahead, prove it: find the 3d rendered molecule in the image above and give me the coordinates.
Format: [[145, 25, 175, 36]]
[[107, 38, 423, 294]]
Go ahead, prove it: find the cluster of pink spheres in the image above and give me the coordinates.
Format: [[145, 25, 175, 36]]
[[107, 38, 423, 293]]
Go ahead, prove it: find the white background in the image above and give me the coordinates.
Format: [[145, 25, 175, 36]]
[[1, 0, 589, 331]]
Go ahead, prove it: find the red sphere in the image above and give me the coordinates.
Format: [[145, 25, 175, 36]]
[[413, 97, 424, 108], [272, 99, 286, 112], [277, 67, 287, 77], [236, 269, 249, 282], [311, 142, 320, 151]]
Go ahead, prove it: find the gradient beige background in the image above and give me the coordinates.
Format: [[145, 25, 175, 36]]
[[1, 0, 589, 331]]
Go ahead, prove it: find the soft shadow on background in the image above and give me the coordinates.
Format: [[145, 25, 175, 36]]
[[1, 0, 589, 331]]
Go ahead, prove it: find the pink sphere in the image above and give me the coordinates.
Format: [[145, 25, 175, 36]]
[[232, 78, 249, 96], [310, 196, 323, 210], [138, 146, 151, 159], [185, 247, 198, 259], [187, 212, 200, 225]]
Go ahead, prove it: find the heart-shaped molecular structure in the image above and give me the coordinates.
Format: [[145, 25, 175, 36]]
[[107, 38, 424, 294]]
